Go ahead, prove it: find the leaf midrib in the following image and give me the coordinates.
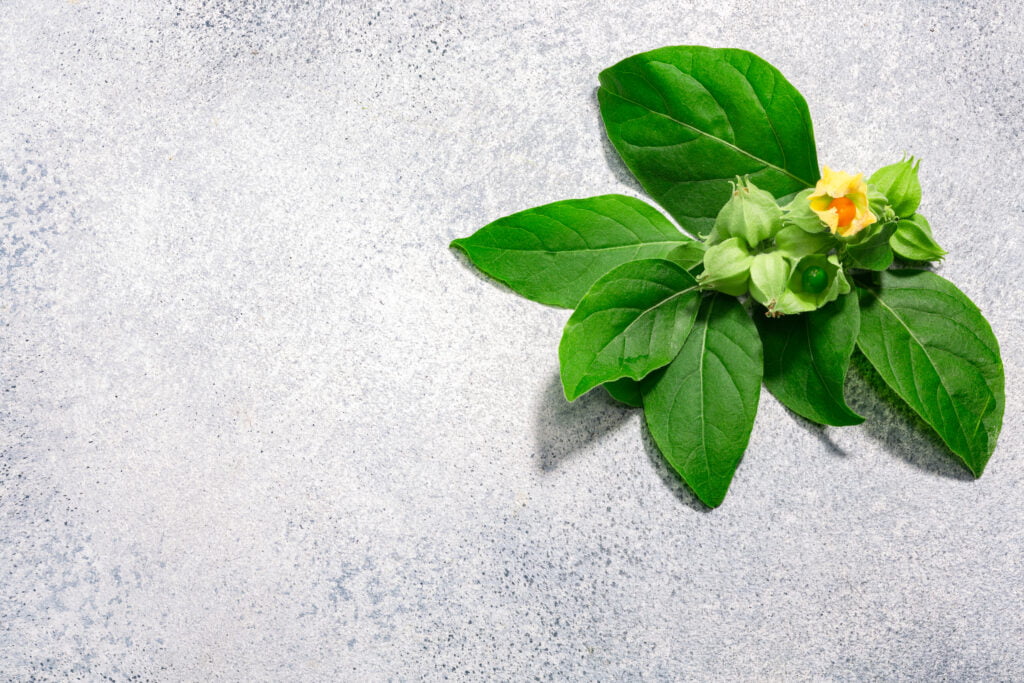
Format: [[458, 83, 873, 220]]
[[599, 85, 814, 188], [572, 284, 700, 395], [864, 288, 986, 449], [802, 314, 856, 420], [465, 239, 686, 255], [697, 297, 714, 485]]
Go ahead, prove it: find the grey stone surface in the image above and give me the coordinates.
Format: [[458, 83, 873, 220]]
[[1, 0, 1022, 679]]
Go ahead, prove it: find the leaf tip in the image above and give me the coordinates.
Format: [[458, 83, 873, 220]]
[[967, 459, 986, 479], [558, 372, 583, 403], [695, 490, 726, 509], [835, 411, 866, 427]]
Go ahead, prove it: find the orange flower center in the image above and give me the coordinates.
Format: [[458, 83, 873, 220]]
[[828, 197, 857, 228]]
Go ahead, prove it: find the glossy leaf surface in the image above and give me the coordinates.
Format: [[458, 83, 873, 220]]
[[642, 295, 763, 507], [857, 270, 1004, 475], [451, 195, 691, 308], [599, 46, 819, 237], [755, 293, 863, 426], [559, 260, 700, 401]]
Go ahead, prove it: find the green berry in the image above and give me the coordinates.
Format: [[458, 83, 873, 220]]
[[801, 265, 828, 294]]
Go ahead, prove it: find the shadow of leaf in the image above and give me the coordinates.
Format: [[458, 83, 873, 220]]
[[786, 411, 850, 458], [845, 350, 974, 481], [533, 373, 715, 512], [532, 373, 631, 472]]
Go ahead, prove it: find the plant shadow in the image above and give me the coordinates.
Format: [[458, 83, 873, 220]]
[[532, 373, 632, 472], [787, 412, 850, 458], [844, 351, 975, 481], [590, 88, 644, 195], [532, 371, 713, 511]]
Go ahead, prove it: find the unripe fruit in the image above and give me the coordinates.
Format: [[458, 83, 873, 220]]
[[801, 266, 828, 294]]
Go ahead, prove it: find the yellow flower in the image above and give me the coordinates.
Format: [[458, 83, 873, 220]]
[[808, 167, 877, 237]]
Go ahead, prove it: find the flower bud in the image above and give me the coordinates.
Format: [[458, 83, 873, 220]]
[[698, 237, 753, 296], [890, 213, 946, 262], [869, 157, 921, 218], [748, 252, 791, 312], [868, 188, 893, 223], [707, 177, 783, 246]]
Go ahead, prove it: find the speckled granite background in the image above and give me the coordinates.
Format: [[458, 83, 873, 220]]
[[1, 0, 1022, 680]]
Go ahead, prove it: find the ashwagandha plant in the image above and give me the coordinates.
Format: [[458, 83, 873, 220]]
[[450, 46, 1004, 508]]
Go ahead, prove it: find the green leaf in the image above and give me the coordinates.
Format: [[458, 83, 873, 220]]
[[845, 223, 896, 271], [451, 195, 692, 308], [598, 46, 819, 237], [755, 293, 864, 426], [663, 241, 707, 272], [559, 259, 701, 401], [856, 270, 1004, 476], [642, 294, 763, 507], [603, 377, 643, 408], [890, 214, 946, 262]]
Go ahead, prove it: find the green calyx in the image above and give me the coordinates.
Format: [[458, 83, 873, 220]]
[[775, 224, 836, 257], [868, 187, 894, 224], [699, 236, 754, 296], [706, 176, 784, 246], [772, 254, 849, 315], [699, 176, 854, 316], [869, 157, 922, 218], [890, 213, 946, 262], [748, 251, 791, 307]]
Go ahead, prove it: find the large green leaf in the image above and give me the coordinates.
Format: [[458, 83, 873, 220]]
[[857, 270, 1004, 476], [451, 194, 692, 308], [559, 259, 700, 401], [598, 46, 819, 237], [755, 293, 863, 426], [642, 294, 763, 507]]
